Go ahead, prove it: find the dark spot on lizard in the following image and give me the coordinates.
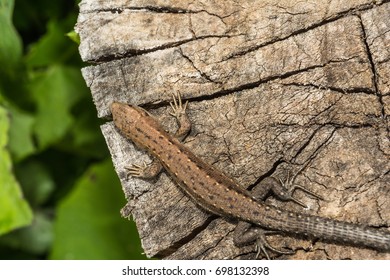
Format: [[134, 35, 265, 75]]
[[145, 134, 151, 139]]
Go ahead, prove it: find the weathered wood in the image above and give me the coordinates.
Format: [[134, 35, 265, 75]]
[[76, 0, 390, 259]]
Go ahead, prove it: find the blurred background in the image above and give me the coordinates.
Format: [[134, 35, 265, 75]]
[[0, 0, 145, 259]]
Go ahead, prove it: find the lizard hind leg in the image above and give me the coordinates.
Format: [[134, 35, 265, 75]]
[[259, 173, 323, 209], [233, 221, 294, 259], [233, 171, 314, 259]]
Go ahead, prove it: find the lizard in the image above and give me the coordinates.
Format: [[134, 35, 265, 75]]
[[110, 93, 390, 259]]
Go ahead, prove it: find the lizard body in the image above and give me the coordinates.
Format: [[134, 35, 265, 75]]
[[110, 97, 390, 257]]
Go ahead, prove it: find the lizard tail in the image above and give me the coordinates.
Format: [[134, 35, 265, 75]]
[[260, 206, 390, 251]]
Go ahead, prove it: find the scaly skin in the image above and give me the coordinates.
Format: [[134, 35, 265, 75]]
[[110, 97, 390, 257]]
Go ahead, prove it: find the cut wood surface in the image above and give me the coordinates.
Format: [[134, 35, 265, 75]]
[[76, 0, 390, 259]]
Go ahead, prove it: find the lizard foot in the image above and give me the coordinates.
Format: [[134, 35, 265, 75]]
[[254, 229, 295, 259], [168, 92, 191, 140], [125, 162, 148, 179], [234, 222, 295, 259], [169, 91, 188, 119], [263, 172, 323, 208], [124, 158, 163, 179]]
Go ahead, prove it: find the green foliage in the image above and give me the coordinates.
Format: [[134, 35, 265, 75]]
[[0, 211, 53, 255], [0, 105, 33, 235], [26, 18, 79, 67], [29, 65, 84, 150], [0, 0, 22, 76], [6, 106, 35, 161], [66, 30, 80, 45], [0, 0, 145, 259], [50, 160, 145, 260]]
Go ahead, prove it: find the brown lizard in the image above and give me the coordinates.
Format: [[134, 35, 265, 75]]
[[110, 93, 390, 259]]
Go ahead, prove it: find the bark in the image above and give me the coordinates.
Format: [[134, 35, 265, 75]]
[[76, 0, 390, 260]]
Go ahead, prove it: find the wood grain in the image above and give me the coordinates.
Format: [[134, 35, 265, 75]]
[[76, 0, 390, 259]]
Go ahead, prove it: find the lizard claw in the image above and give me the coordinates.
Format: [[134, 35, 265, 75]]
[[272, 171, 323, 209], [125, 162, 148, 179], [234, 223, 295, 260], [168, 91, 191, 140], [254, 230, 295, 259], [169, 91, 188, 119]]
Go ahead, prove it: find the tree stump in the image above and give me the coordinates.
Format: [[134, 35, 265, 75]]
[[76, 0, 390, 259]]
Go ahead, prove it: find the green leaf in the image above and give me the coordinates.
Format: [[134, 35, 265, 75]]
[[26, 19, 79, 67], [0, 0, 14, 20], [0, 211, 53, 255], [14, 160, 55, 207], [0, 0, 22, 76], [61, 99, 109, 159], [66, 30, 80, 45], [50, 160, 145, 259], [0, 105, 33, 235], [30, 65, 84, 150], [7, 106, 36, 161]]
